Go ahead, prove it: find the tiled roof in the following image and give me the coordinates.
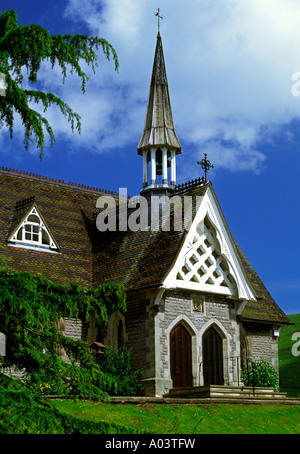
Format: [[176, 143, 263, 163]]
[[92, 183, 207, 290], [0, 168, 110, 287], [234, 242, 292, 325], [0, 168, 291, 325]]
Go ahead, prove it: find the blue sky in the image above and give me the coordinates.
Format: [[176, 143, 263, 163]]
[[1, 0, 300, 315]]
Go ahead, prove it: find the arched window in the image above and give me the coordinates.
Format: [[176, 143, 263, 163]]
[[104, 313, 127, 347], [117, 319, 124, 347], [24, 214, 41, 243]]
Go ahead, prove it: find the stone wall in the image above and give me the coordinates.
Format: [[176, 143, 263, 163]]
[[126, 288, 244, 396], [67, 288, 279, 397], [65, 317, 87, 341], [123, 291, 150, 376], [159, 290, 241, 391], [242, 321, 279, 371]]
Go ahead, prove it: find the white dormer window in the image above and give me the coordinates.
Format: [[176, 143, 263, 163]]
[[8, 206, 59, 253]]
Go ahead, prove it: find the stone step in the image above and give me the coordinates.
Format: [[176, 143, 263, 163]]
[[166, 385, 288, 400], [107, 395, 300, 405], [209, 392, 287, 399]]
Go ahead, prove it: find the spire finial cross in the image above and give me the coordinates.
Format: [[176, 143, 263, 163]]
[[197, 153, 214, 182], [155, 8, 163, 33]]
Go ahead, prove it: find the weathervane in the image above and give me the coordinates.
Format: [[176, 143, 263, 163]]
[[155, 8, 163, 33], [197, 153, 214, 182]]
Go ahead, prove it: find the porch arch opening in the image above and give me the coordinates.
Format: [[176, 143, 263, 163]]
[[202, 326, 224, 385]]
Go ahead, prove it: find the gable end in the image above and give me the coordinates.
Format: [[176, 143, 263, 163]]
[[163, 185, 256, 302], [7, 201, 60, 253]]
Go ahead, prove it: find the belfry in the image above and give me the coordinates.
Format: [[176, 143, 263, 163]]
[[137, 30, 181, 202]]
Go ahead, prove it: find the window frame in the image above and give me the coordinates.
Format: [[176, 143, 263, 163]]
[[8, 206, 59, 253]]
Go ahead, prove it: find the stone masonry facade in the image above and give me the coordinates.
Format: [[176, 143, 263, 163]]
[[112, 288, 281, 397], [59, 289, 280, 397]]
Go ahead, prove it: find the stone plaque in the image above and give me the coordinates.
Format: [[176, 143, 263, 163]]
[[192, 296, 205, 312]]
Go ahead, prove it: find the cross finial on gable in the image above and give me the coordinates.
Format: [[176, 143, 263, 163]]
[[197, 153, 214, 182], [155, 8, 163, 33]]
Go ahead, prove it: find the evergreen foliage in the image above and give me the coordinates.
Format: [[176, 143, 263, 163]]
[[0, 374, 138, 434], [0, 9, 119, 157], [97, 345, 144, 396], [0, 259, 126, 399], [241, 359, 279, 390], [0, 373, 62, 434]]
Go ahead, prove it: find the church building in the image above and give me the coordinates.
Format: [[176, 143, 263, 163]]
[[0, 31, 291, 397]]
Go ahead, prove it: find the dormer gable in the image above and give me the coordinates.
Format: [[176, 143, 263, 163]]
[[7, 197, 59, 253]]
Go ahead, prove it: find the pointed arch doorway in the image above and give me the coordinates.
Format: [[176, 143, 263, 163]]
[[203, 327, 224, 385], [170, 324, 192, 388]]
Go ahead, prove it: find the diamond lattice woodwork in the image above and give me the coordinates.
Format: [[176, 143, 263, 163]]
[[176, 217, 236, 294]]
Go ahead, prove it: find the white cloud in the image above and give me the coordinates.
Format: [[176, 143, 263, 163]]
[[39, 0, 300, 173]]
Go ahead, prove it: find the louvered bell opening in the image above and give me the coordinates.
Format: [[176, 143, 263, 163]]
[[156, 148, 162, 175]]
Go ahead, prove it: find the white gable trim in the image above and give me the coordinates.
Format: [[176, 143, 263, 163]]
[[8, 204, 60, 253], [162, 185, 256, 302]]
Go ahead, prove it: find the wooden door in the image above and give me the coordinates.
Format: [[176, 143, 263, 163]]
[[203, 327, 224, 385], [170, 324, 192, 388]]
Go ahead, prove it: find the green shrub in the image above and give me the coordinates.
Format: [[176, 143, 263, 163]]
[[0, 373, 138, 434], [241, 359, 279, 390], [0, 259, 127, 401], [0, 373, 63, 434], [97, 345, 143, 396]]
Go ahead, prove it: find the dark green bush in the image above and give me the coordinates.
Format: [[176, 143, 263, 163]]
[[241, 359, 279, 390], [0, 259, 127, 401], [0, 373, 139, 434], [97, 345, 143, 396], [0, 373, 63, 434]]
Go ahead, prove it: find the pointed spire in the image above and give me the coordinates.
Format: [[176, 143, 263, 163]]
[[137, 32, 181, 155], [150, 32, 168, 86]]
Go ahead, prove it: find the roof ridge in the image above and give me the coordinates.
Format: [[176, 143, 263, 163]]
[[0, 166, 120, 197], [174, 177, 207, 194]]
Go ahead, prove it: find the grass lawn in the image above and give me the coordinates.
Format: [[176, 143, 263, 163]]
[[52, 400, 300, 434]]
